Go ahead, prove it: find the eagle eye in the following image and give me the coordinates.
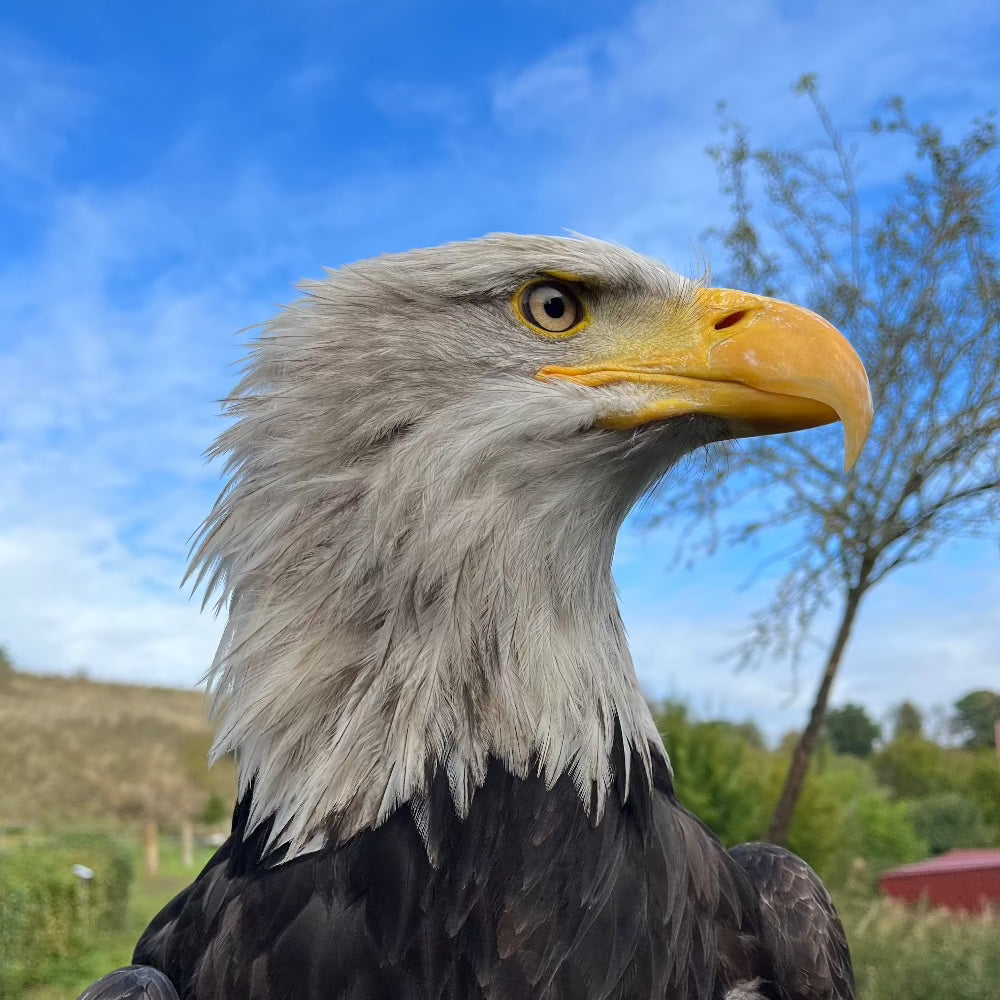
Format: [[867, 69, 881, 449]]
[[518, 281, 585, 336]]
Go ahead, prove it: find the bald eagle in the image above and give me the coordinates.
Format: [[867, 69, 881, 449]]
[[79, 235, 871, 1000]]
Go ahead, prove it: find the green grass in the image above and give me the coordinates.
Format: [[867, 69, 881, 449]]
[[12, 837, 216, 1000]]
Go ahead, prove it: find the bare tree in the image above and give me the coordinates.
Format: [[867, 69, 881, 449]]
[[652, 78, 1000, 844]]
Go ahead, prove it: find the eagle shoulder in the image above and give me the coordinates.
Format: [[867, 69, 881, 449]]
[[727, 842, 855, 1000]]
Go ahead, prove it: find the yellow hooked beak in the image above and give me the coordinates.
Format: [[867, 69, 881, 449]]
[[537, 287, 873, 469]]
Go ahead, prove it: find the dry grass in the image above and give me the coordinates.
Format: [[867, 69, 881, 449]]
[[0, 672, 235, 830], [836, 893, 1000, 1000]]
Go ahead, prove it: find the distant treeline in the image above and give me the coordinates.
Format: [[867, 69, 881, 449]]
[[654, 691, 1000, 889]]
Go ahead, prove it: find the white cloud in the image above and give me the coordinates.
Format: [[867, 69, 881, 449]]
[[368, 80, 470, 125], [276, 63, 339, 103], [0, 68, 498, 686], [0, 521, 221, 684], [492, 45, 595, 121], [0, 186, 239, 684], [486, 0, 1000, 261], [0, 37, 89, 183]]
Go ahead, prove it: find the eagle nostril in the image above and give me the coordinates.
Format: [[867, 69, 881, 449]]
[[714, 310, 748, 331]]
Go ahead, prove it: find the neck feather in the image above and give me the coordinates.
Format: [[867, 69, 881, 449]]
[[200, 382, 671, 854]]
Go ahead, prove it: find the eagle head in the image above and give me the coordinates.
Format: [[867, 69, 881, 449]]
[[192, 234, 871, 853]]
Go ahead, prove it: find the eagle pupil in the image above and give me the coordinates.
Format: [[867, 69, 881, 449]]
[[544, 295, 566, 319]]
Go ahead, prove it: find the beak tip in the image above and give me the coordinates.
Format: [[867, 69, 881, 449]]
[[842, 399, 874, 472]]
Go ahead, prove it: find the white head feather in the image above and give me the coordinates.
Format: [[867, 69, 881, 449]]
[[192, 234, 715, 854]]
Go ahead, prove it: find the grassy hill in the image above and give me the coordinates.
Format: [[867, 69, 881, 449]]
[[0, 671, 235, 830]]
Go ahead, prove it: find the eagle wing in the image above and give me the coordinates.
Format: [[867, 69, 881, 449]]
[[727, 842, 855, 1000], [75, 965, 179, 1000]]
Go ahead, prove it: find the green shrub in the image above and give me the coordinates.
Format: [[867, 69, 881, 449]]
[[962, 753, 1000, 835], [871, 737, 951, 799], [655, 704, 934, 888], [0, 868, 32, 995], [805, 757, 928, 886], [908, 792, 994, 855], [0, 832, 133, 996], [768, 755, 845, 883], [655, 702, 848, 880], [820, 791, 926, 890], [657, 704, 769, 846], [200, 789, 230, 826], [56, 832, 134, 931]]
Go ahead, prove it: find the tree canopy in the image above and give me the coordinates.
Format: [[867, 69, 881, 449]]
[[826, 703, 881, 758], [891, 701, 924, 741], [951, 689, 1000, 750]]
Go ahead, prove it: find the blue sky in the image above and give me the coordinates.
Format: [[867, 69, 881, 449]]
[[2, 0, 998, 741]]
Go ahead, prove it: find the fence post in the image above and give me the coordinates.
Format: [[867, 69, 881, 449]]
[[72, 864, 94, 936], [181, 820, 194, 869], [145, 821, 159, 876]]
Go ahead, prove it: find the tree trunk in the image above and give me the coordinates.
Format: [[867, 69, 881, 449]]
[[766, 585, 865, 844]]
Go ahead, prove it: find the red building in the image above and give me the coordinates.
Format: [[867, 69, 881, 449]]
[[879, 850, 1000, 913]]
